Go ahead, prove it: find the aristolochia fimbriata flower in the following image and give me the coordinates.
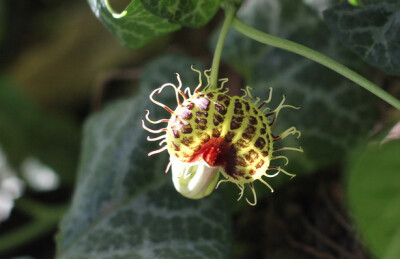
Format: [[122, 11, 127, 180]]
[[142, 67, 302, 205]]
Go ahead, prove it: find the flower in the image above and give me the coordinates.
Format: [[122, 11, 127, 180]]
[[142, 67, 302, 205]]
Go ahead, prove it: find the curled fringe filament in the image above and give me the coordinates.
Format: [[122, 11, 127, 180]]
[[273, 95, 300, 121], [148, 145, 168, 156], [149, 87, 173, 114], [173, 73, 188, 104], [258, 177, 274, 192], [241, 86, 254, 100], [193, 66, 203, 94], [253, 97, 261, 106], [271, 155, 289, 166], [142, 120, 167, 134], [237, 184, 245, 201], [202, 69, 212, 91], [165, 161, 172, 173], [145, 110, 169, 124], [246, 183, 257, 206], [218, 78, 229, 91], [258, 87, 273, 109], [263, 169, 281, 178], [279, 126, 301, 140], [268, 166, 296, 179], [215, 178, 230, 189], [147, 135, 167, 142], [273, 146, 303, 153]]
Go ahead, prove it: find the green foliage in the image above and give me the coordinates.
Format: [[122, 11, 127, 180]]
[[0, 77, 80, 184], [140, 0, 221, 27], [301, 0, 335, 16], [87, 0, 180, 49], [347, 139, 400, 259], [56, 55, 232, 259], [3, 0, 398, 257], [219, 0, 377, 170], [87, 0, 223, 48], [348, 0, 365, 7], [324, 0, 400, 76]]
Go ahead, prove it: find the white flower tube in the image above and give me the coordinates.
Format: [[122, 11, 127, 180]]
[[171, 156, 220, 199]]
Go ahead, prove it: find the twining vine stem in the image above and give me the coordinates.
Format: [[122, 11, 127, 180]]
[[209, 6, 236, 89], [231, 18, 400, 110]]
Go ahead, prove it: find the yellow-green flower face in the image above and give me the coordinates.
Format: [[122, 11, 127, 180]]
[[167, 89, 274, 185], [143, 68, 302, 205]]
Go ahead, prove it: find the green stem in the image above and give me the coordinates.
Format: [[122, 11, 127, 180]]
[[210, 6, 236, 89], [17, 197, 67, 219], [231, 18, 400, 110], [0, 217, 59, 253], [0, 198, 67, 253]]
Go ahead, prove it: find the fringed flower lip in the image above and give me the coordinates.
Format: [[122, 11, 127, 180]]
[[142, 67, 303, 205]]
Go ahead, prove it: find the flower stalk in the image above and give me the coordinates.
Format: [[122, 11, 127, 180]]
[[209, 5, 237, 89]]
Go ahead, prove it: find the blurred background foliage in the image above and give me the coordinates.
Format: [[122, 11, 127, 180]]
[[0, 0, 399, 258]]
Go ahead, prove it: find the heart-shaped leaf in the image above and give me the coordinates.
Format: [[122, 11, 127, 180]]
[[87, 0, 180, 49]]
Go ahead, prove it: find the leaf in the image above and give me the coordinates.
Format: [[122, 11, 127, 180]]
[[324, 1, 400, 76], [220, 0, 377, 170], [140, 0, 221, 28], [346, 140, 400, 259], [0, 77, 80, 185], [56, 55, 232, 259], [86, 0, 181, 49], [301, 0, 335, 17]]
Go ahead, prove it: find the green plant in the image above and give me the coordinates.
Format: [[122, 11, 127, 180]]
[[1, 0, 399, 258], [57, 0, 400, 258]]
